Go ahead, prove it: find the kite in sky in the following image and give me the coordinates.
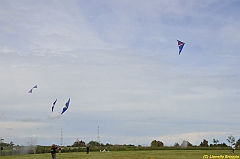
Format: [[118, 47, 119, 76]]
[[28, 85, 37, 93], [177, 40, 185, 55], [61, 98, 70, 114], [52, 99, 57, 112]]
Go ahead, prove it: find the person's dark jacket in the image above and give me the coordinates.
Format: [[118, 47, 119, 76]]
[[51, 146, 57, 154]]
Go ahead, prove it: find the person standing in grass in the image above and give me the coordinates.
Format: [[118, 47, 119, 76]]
[[232, 143, 235, 154], [86, 146, 90, 154], [51, 144, 57, 159]]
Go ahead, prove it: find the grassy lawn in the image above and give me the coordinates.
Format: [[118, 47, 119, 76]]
[[0, 150, 239, 159]]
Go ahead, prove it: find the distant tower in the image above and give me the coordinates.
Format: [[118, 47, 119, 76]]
[[60, 128, 63, 146], [97, 126, 100, 146]]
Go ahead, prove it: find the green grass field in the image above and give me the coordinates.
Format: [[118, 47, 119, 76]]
[[1, 150, 239, 159]]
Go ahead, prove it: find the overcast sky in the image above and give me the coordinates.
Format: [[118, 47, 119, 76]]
[[1, 0, 240, 147]]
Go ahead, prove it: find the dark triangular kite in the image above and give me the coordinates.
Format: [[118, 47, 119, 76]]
[[28, 85, 37, 93], [177, 40, 185, 55], [61, 98, 70, 114], [52, 99, 57, 112]]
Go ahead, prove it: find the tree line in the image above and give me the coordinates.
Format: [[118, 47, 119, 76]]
[[0, 135, 238, 156], [151, 135, 238, 148]]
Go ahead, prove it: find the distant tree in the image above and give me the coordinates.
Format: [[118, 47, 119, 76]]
[[219, 142, 228, 147], [87, 140, 100, 147], [213, 139, 219, 145], [72, 139, 86, 147], [235, 138, 240, 148], [227, 135, 235, 145], [9, 141, 14, 147], [106, 143, 113, 147], [200, 139, 208, 147], [151, 140, 164, 147], [174, 143, 180, 147], [210, 139, 220, 148]]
